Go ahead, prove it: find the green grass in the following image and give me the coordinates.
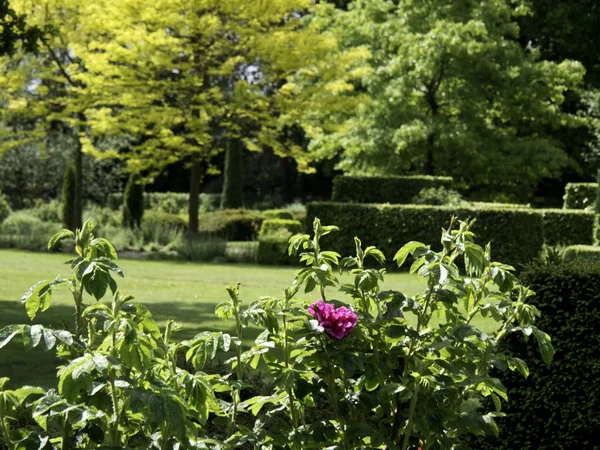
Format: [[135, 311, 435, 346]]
[[0, 249, 425, 388]]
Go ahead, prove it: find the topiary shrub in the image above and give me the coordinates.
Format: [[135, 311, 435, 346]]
[[307, 202, 544, 267], [62, 160, 77, 231], [257, 231, 294, 265], [411, 186, 466, 206], [563, 245, 600, 263], [471, 259, 600, 450], [122, 173, 145, 228], [563, 182, 597, 210], [198, 209, 263, 241], [540, 209, 595, 246], [143, 210, 188, 233], [332, 175, 453, 204], [262, 209, 294, 220], [259, 219, 303, 236], [0, 191, 11, 224]]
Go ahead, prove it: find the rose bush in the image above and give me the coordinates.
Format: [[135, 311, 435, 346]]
[[0, 218, 552, 449]]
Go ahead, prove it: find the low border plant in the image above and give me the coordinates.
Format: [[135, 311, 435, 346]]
[[0, 218, 552, 449]]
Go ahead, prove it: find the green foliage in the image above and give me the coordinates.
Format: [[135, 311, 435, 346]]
[[332, 175, 453, 204], [28, 199, 62, 223], [563, 182, 597, 209], [563, 245, 600, 263], [199, 193, 222, 213], [262, 209, 295, 220], [257, 231, 295, 265], [61, 160, 77, 231], [122, 173, 144, 229], [412, 187, 466, 206], [307, 202, 544, 267], [143, 211, 188, 233], [596, 170, 600, 215], [540, 209, 595, 246], [221, 141, 244, 209], [0, 0, 42, 55], [148, 192, 189, 215], [259, 219, 303, 237], [472, 259, 600, 449], [198, 209, 263, 241], [0, 191, 10, 224], [173, 235, 228, 262], [0, 211, 60, 251], [310, 0, 585, 200]]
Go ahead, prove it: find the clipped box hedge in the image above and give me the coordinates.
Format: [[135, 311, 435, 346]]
[[260, 219, 303, 237], [257, 233, 295, 265], [563, 182, 597, 210], [262, 209, 294, 220], [540, 209, 595, 246], [331, 175, 453, 204], [472, 260, 600, 450], [306, 202, 544, 267], [563, 245, 600, 263]]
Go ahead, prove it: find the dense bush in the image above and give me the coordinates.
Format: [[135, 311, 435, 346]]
[[563, 182, 597, 209], [0, 211, 61, 251], [563, 245, 600, 263], [331, 175, 453, 204], [108, 192, 220, 214], [0, 219, 551, 449], [257, 231, 294, 265], [29, 198, 62, 223], [143, 210, 188, 233], [0, 191, 11, 224], [198, 209, 263, 241], [260, 219, 303, 236], [472, 259, 600, 450], [262, 209, 295, 220], [199, 193, 222, 213], [307, 202, 544, 267], [411, 186, 466, 206], [540, 209, 595, 246], [122, 173, 145, 228]]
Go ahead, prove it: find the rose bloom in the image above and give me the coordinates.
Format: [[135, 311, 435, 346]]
[[307, 300, 357, 339]]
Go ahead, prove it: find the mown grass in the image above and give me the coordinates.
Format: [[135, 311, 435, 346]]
[[0, 249, 428, 388]]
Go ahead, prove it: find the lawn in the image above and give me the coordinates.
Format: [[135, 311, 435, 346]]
[[0, 249, 425, 388]]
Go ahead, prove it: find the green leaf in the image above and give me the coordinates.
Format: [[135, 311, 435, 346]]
[[533, 328, 554, 365], [48, 229, 74, 250], [0, 325, 23, 349], [393, 241, 426, 268]]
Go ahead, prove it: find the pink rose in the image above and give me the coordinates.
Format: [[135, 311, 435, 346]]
[[307, 300, 357, 339]]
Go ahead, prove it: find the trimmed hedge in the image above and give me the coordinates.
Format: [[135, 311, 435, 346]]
[[143, 211, 188, 233], [563, 183, 597, 210], [540, 209, 595, 246], [198, 209, 263, 241], [107, 192, 221, 214], [563, 245, 600, 263], [260, 219, 303, 236], [331, 175, 453, 204], [257, 233, 294, 265], [306, 202, 544, 267], [262, 209, 294, 220], [472, 260, 600, 450]]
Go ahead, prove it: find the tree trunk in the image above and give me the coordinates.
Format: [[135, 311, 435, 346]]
[[188, 161, 202, 235], [220, 140, 244, 209], [280, 157, 294, 205], [73, 138, 83, 230]]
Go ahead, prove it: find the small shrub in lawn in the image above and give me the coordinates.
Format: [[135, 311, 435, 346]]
[[198, 209, 262, 241], [0, 218, 552, 449], [262, 209, 295, 220], [0, 191, 11, 224], [0, 211, 61, 251], [257, 230, 294, 265], [259, 219, 303, 236]]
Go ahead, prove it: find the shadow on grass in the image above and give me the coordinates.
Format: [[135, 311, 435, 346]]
[[0, 299, 260, 389]]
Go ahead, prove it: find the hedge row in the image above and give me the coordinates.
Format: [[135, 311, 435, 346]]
[[540, 209, 595, 246], [563, 183, 597, 210], [306, 202, 544, 267], [259, 219, 303, 237], [563, 245, 600, 263], [331, 175, 453, 204], [472, 260, 600, 450]]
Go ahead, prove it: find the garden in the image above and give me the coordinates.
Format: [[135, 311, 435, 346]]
[[1, 0, 600, 449]]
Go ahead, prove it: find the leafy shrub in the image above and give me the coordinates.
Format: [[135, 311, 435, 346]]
[[107, 192, 123, 210], [540, 209, 595, 246], [0, 191, 11, 224], [173, 234, 227, 261], [148, 192, 189, 214], [199, 193, 221, 213], [97, 225, 145, 252], [144, 210, 188, 232], [307, 202, 544, 267], [85, 205, 121, 229], [198, 209, 262, 241], [122, 173, 144, 228], [28, 198, 62, 223], [259, 219, 303, 236], [563, 245, 600, 263], [332, 175, 453, 204], [262, 209, 295, 220], [0, 219, 551, 449], [563, 182, 597, 210], [411, 186, 466, 206], [257, 231, 294, 265], [0, 211, 61, 251], [472, 259, 600, 450]]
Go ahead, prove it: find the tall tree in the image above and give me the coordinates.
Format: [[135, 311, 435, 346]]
[[308, 0, 586, 200]]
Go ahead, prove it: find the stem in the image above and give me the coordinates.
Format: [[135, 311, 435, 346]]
[[319, 337, 348, 450], [74, 282, 84, 340], [108, 374, 120, 446], [400, 385, 420, 450], [229, 292, 244, 437], [0, 416, 15, 450], [283, 311, 300, 445]]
